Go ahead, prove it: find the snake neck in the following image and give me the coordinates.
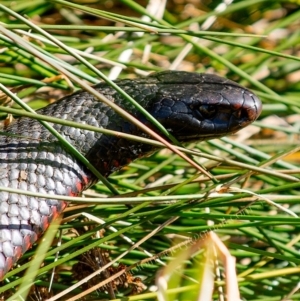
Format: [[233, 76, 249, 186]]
[[86, 133, 155, 178]]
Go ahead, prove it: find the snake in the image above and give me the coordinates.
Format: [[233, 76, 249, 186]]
[[0, 71, 262, 279]]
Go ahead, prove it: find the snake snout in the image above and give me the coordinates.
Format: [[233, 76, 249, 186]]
[[231, 91, 262, 129]]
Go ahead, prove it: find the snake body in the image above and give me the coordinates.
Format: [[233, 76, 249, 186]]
[[0, 71, 262, 279]]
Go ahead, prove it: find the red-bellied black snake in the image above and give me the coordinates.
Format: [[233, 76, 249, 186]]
[[0, 71, 262, 279]]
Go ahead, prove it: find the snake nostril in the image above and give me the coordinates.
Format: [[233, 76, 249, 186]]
[[240, 107, 249, 120]]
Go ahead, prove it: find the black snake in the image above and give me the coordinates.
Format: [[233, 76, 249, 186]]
[[0, 71, 262, 279]]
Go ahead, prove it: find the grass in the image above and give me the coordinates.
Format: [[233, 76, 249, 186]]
[[0, 0, 299, 300]]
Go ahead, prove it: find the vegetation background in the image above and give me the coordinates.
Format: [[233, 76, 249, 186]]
[[0, 0, 299, 300]]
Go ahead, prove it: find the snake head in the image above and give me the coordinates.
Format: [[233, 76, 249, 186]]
[[147, 71, 262, 141]]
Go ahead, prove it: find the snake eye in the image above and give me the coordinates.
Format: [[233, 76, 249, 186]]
[[194, 104, 217, 120]]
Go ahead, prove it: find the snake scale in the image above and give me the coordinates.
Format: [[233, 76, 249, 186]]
[[0, 71, 262, 279]]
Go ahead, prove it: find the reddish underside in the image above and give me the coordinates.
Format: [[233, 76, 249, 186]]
[[1, 176, 90, 280]]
